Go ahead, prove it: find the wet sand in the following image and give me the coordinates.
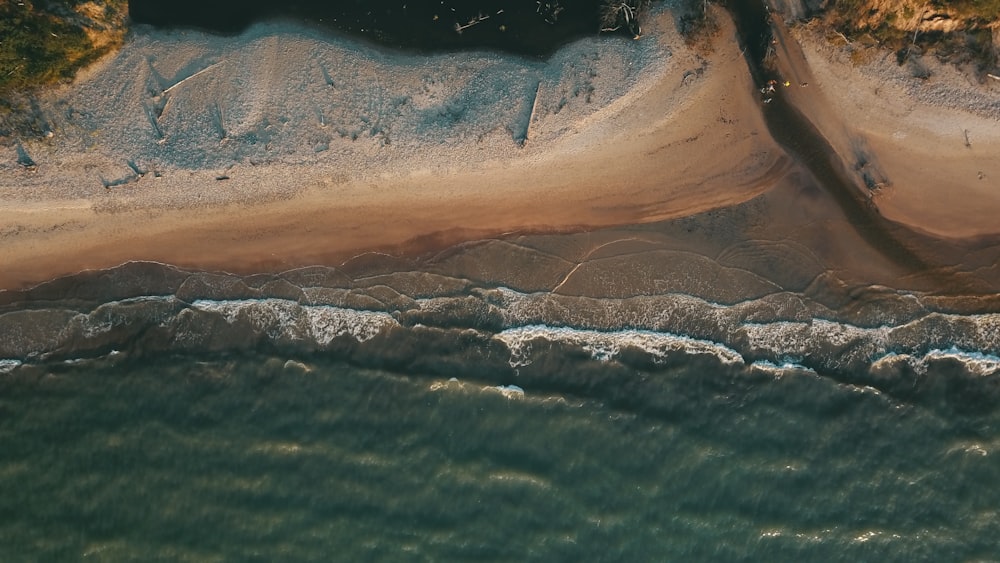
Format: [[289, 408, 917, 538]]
[[2, 4, 999, 296]]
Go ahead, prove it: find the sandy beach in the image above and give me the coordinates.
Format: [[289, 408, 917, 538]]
[[1, 2, 998, 291], [770, 13, 1000, 239]]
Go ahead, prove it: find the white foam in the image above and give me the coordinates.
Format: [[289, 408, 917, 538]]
[[922, 347, 1000, 376], [0, 359, 22, 374], [428, 379, 526, 400], [428, 378, 465, 392], [493, 385, 525, 399], [741, 313, 1000, 371], [69, 296, 180, 339], [190, 299, 397, 344], [494, 324, 744, 368], [852, 530, 881, 544], [749, 359, 817, 375], [740, 319, 892, 368], [946, 441, 989, 457], [304, 306, 394, 344], [872, 347, 1000, 377]]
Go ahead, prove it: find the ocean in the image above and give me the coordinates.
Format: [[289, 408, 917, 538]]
[[1, 259, 999, 561], [4, 1, 1000, 560]]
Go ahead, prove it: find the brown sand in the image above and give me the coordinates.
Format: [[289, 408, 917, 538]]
[[0, 8, 784, 290], [2, 5, 998, 291]]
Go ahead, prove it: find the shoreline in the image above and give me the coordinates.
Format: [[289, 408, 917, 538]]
[[2, 5, 999, 292]]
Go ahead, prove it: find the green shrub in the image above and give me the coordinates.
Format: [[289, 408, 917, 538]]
[[0, 0, 127, 95]]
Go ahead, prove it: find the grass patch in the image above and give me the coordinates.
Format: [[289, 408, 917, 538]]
[[822, 0, 998, 76], [1, 0, 127, 92], [1, 0, 127, 137]]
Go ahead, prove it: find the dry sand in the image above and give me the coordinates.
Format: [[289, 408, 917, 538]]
[[1, 3, 998, 290]]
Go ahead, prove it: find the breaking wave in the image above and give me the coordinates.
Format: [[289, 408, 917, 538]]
[[1, 262, 997, 407]]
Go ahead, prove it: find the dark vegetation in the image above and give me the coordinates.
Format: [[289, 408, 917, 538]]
[[129, 0, 617, 57], [1, 0, 127, 137], [823, 0, 999, 77], [677, 0, 719, 44], [0, 0, 127, 93], [826, 0, 1000, 30]]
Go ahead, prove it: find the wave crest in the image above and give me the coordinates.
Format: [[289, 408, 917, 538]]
[[1, 262, 997, 404]]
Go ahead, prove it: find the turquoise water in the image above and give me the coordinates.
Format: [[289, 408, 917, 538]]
[[2, 353, 997, 561]]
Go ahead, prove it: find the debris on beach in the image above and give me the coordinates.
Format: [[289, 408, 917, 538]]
[[600, 1, 648, 39], [760, 79, 778, 103], [759, 79, 792, 104], [536, 1, 563, 25]]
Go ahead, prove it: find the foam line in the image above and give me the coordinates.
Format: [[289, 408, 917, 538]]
[[494, 325, 745, 368]]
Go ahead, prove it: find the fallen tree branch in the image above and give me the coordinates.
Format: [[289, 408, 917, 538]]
[[163, 61, 223, 95]]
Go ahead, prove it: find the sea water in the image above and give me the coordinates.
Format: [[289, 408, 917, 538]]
[[1, 263, 998, 561], [1, 353, 997, 561]]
